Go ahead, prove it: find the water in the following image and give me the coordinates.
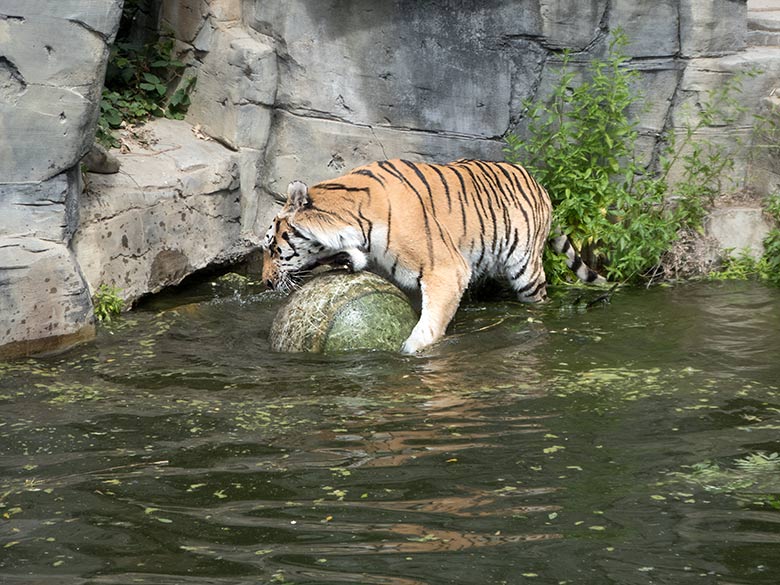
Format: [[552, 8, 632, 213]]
[[1, 277, 779, 585]]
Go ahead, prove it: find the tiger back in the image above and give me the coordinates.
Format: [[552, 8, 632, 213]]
[[262, 158, 604, 353]]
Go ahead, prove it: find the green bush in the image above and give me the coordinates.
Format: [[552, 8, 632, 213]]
[[504, 31, 756, 285], [97, 35, 195, 147]]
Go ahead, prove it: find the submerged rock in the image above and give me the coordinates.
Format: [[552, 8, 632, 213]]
[[269, 271, 417, 353]]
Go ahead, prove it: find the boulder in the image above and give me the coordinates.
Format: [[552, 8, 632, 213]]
[[0, 1, 123, 183], [73, 119, 245, 304], [0, 238, 94, 360], [705, 206, 774, 260], [0, 1, 122, 357]]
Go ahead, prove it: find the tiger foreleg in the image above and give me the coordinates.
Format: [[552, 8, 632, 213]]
[[400, 268, 469, 354]]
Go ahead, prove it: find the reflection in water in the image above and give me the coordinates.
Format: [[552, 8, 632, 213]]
[[0, 280, 779, 584]]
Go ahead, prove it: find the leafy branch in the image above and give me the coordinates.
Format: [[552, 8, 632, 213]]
[[97, 36, 195, 147]]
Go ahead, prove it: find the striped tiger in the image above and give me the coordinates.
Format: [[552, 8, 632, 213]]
[[261, 159, 605, 354]]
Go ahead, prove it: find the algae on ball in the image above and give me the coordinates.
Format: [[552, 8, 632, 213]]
[[269, 271, 417, 353]]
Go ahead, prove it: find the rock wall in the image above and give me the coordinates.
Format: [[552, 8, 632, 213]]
[[0, 1, 123, 358], [173, 0, 779, 242]]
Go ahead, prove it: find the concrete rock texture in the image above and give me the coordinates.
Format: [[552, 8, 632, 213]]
[[706, 207, 774, 259], [0, 1, 122, 183], [0, 1, 122, 358], [73, 119, 246, 305], [0, 238, 94, 358], [236, 0, 762, 205]]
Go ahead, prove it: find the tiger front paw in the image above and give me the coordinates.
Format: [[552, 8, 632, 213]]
[[401, 325, 438, 354]]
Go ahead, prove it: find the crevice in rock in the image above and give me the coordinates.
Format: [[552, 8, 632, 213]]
[[368, 126, 390, 160], [649, 63, 687, 172], [506, 40, 546, 132], [274, 105, 507, 143], [0, 56, 27, 96], [579, 0, 612, 55], [66, 17, 110, 42]]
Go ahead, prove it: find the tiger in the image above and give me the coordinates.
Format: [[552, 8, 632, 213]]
[[261, 158, 605, 354]]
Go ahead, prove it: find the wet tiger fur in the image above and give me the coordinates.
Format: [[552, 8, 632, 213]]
[[261, 158, 605, 354]]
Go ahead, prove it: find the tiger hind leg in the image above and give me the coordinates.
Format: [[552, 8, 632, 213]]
[[506, 256, 548, 303]]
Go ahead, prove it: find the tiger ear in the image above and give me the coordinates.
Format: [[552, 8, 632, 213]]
[[287, 181, 310, 209]]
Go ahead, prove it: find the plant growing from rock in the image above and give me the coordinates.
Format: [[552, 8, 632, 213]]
[[93, 284, 124, 323], [97, 35, 195, 147], [505, 31, 757, 285]]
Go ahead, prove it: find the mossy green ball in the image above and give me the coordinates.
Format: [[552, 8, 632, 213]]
[[269, 271, 417, 353]]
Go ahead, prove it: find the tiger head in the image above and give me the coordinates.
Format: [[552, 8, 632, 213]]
[[261, 181, 358, 292]]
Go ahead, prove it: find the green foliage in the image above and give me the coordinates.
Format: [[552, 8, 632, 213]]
[[504, 31, 756, 284], [93, 284, 125, 323], [97, 36, 195, 147]]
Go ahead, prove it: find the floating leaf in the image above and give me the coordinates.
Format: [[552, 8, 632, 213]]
[[543, 445, 565, 454]]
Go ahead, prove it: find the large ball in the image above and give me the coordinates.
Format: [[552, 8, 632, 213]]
[[269, 271, 417, 353]]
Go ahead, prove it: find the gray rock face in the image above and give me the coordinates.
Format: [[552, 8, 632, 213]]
[[185, 21, 279, 244], [0, 238, 94, 360], [609, 0, 679, 57], [243, 0, 554, 210], [0, 1, 122, 183], [539, 0, 606, 50], [751, 93, 780, 196], [0, 1, 122, 357], [680, 0, 747, 57], [241, 0, 756, 205], [249, 0, 531, 138], [262, 110, 505, 199], [73, 119, 246, 304], [0, 171, 79, 244], [187, 26, 277, 151]]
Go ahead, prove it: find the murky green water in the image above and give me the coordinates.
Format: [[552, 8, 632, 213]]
[[1, 277, 779, 585]]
